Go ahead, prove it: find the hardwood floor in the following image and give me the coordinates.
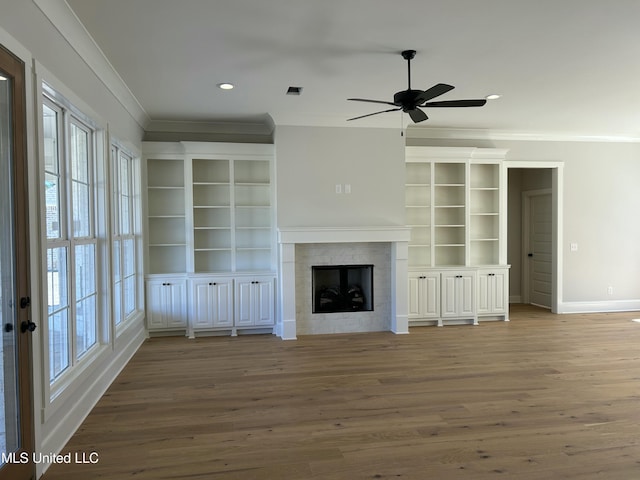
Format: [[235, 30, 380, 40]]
[[42, 305, 640, 479]]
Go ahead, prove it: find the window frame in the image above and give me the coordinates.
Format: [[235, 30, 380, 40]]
[[42, 89, 102, 390], [110, 142, 141, 331]]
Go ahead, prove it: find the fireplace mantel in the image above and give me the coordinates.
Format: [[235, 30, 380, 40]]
[[276, 226, 411, 340], [278, 226, 411, 244]]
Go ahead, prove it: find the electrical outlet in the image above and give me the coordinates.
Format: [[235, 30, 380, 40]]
[[335, 184, 342, 194], [344, 184, 351, 194], [607, 286, 613, 295], [570, 242, 578, 252]]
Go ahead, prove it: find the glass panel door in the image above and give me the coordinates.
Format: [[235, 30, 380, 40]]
[[0, 44, 33, 480]]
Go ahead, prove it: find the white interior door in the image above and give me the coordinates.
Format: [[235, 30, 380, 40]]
[[524, 190, 552, 308]]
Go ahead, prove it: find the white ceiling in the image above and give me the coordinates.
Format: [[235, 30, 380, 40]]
[[66, 0, 640, 137]]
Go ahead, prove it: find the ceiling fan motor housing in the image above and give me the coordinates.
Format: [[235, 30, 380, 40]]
[[394, 90, 423, 110]]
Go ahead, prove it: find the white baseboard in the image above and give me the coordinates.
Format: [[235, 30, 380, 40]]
[[38, 322, 146, 477], [557, 300, 640, 314]]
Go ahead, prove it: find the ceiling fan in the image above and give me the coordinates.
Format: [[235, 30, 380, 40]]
[[347, 50, 486, 123]]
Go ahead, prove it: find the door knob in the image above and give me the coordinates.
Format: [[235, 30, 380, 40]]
[[21, 321, 37, 333]]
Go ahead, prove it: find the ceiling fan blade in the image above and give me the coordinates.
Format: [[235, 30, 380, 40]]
[[408, 108, 428, 123], [423, 99, 487, 108], [416, 83, 455, 103], [347, 108, 401, 121], [348, 98, 398, 107]]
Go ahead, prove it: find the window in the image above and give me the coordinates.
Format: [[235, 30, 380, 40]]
[[111, 144, 139, 327], [43, 94, 99, 384]]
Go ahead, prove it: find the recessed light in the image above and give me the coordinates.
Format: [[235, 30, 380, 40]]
[[486, 94, 501, 100], [217, 83, 234, 90]]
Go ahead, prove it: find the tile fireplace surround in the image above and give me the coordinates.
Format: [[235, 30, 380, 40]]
[[277, 227, 411, 340]]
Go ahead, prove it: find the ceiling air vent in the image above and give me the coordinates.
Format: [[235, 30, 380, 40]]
[[286, 86, 303, 95]]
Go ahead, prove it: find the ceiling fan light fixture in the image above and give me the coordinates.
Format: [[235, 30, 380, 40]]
[[486, 94, 501, 100], [217, 82, 234, 90]]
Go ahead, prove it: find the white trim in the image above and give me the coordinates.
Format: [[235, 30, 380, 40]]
[[406, 126, 640, 143], [38, 321, 145, 477], [32, 0, 149, 128], [405, 145, 509, 162], [278, 226, 411, 244], [558, 300, 640, 314]]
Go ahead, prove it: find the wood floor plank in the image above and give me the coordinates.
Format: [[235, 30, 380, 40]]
[[41, 305, 640, 479]]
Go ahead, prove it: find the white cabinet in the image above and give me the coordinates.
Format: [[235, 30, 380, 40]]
[[440, 270, 476, 325], [143, 142, 277, 337], [190, 277, 233, 335], [235, 276, 275, 328], [405, 147, 510, 327], [477, 268, 509, 320], [145, 277, 187, 332], [408, 272, 440, 323]]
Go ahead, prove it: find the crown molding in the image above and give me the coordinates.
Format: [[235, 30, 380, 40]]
[[406, 126, 640, 143], [33, 0, 150, 128], [146, 118, 274, 136]]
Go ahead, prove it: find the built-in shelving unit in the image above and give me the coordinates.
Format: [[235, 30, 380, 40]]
[[469, 163, 500, 265], [146, 158, 187, 274], [405, 146, 509, 327], [405, 162, 431, 267], [143, 142, 276, 336], [433, 162, 466, 266]]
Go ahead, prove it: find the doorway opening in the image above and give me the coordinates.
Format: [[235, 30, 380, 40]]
[[505, 163, 563, 313]]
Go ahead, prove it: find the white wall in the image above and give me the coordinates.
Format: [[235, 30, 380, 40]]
[[275, 126, 405, 228]]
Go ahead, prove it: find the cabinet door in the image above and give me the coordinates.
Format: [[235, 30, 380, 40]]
[[146, 279, 186, 330], [211, 280, 234, 328], [440, 273, 459, 318], [458, 273, 475, 317], [193, 282, 214, 329], [492, 270, 507, 314], [234, 277, 274, 327], [146, 281, 168, 329], [477, 269, 508, 315], [165, 282, 187, 328], [477, 272, 492, 315], [409, 273, 440, 319], [441, 271, 475, 318], [408, 274, 422, 319], [235, 279, 254, 326], [254, 279, 274, 326]]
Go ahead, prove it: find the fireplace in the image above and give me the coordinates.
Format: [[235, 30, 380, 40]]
[[277, 226, 411, 339], [312, 264, 373, 313]]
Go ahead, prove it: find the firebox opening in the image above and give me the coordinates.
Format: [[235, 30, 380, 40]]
[[312, 264, 374, 314]]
